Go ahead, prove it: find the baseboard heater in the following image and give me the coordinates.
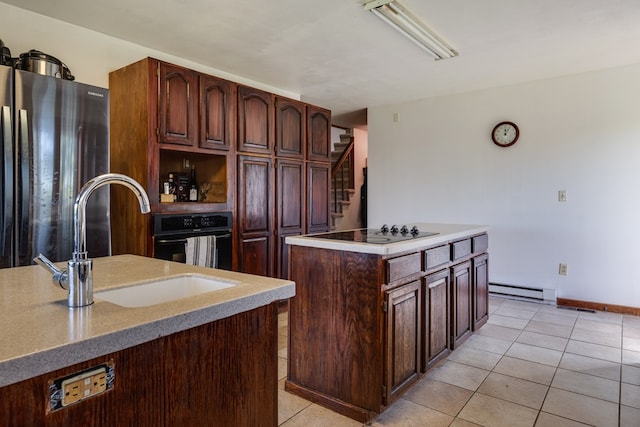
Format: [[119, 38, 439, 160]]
[[489, 282, 556, 304]]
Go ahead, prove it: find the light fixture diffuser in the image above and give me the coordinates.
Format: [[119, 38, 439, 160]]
[[364, 0, 458, 60]]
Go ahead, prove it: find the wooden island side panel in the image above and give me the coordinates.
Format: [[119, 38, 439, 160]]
[[286, 245, 386, 421], [0, 303, 278, 427]]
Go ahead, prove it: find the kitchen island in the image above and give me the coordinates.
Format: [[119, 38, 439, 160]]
[[285, 223, 489, 423], [0, 255, 294, 426]]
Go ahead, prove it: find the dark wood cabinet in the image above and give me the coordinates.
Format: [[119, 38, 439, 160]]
[[286, 232, 489, 423], [110, 57, 331, 270], [276, 159, 304, 278], [473, 253, 489, 330], [451, 260, 472, 349], [240, 101, 330, 278], [306, 105, 331, 162], [237, 85, 274, 154], [306, 162, 331, 233], [237, 155, 274, 276], [275, 97, 305, 159], [384, 280, 421, 405], [0, 303, 278, 427], [199, 74, 236, 150], [422, 269, 450, 370], [158, 62, 198, 147]]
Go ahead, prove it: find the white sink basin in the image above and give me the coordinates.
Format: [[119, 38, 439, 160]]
[[95, 274, 237, 308]]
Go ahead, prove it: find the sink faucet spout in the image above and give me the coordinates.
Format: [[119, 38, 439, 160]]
[[34, 173, 150, 308], [74, 173, 151, 260]]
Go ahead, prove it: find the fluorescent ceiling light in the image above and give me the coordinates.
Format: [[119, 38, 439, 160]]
[[364, 0, 458, 60]]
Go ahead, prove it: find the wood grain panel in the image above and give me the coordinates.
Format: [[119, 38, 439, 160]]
[[306, 162, 330, 232], [0, 305, 279, 426], [384, 280, 420, 404], [452, 239, 471, 261], [238, 85, 273, 154], [424, 245, 450, 272], [451, 261, 472, 349], [158, 62, 197, 146], [387, 253, 421, 283], [0, 336, 163, 426], [109, 58, 154, 256], [277, 160, 304, 230], [275, 97, 305, 158], [164, 303, 278, 426], [423, 269, 450, 370], [199, 74, 236, 150], [237, 155, 272, 233], [306, 105, 331, 162], [287, 246, 384, 415], [473, 254, 489, 330]]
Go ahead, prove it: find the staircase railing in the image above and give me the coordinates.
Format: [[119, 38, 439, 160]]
[[331, 140, 355, 216]]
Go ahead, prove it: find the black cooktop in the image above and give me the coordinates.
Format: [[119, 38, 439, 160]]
[[310, 226, 439, 244]]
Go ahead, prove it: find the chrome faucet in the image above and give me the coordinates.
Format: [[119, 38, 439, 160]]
[[34, 173, 151, 307]]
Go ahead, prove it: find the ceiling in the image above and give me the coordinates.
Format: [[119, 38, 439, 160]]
[[4, 0, 640, 126]]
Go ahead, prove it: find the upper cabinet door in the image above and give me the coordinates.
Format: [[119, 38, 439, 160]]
[[275, 97, 305, 159], [158, 62, 197, 146], [306, 105, 331, 162], [199, 75, 236, 151], [237, 85, 274, 154]]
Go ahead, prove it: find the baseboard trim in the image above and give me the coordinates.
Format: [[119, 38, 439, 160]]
[[556, 298, 640, 317]]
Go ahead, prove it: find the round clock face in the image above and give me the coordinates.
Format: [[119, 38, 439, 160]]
[[492, 121, 519, 147]]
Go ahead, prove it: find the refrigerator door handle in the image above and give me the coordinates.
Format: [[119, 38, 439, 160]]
[[1, 105, 12, 256], [18, 109, 29, 254]]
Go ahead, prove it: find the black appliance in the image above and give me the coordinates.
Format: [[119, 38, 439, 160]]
[[152, 212, 232, 270], [310, 224, 438, 244], [0, 39, 11, 66]]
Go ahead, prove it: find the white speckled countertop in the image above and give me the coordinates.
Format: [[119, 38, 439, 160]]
[[0, 255, 294, 388], [285, 223, 489, 255]]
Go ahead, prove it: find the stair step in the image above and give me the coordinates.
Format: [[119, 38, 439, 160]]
[[331, 212, 344, 218]]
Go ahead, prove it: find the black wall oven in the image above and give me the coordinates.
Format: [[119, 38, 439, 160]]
[[152, 212, 232, 270]]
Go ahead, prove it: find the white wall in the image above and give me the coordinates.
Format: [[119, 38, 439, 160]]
[[368, 63, 640, 308], [0, 3, 298, 97]]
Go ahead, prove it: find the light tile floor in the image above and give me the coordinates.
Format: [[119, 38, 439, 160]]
[[277, 296, 640, 426]]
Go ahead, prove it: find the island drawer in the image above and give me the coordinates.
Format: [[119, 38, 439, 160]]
[[472, 234, 488, 253], [424, 245, 450, 271], [387, 253, 421, 283], [452, 239, 471, 260]]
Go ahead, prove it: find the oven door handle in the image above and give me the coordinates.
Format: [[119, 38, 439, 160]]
[[154, 233, 232, 245], [154, 238, 187, 245]]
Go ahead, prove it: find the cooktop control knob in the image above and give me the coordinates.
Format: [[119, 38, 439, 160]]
[[390, 225, 399, 234], [400, 225, 409, 234], [381, 224, 389, 233], [410, 226, 419, 236]]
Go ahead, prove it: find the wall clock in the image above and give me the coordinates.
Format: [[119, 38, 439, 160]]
[[491, 121, 519, 147]]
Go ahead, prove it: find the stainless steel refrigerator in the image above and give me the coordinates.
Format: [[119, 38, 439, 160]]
[[0, 65, 110, 268]]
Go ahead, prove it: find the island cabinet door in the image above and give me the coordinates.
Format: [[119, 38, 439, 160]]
[[472, 253, 489, 330], [422, 269, 450, 371], [384, 280, 421, 405], [450, 260, 473, 349]]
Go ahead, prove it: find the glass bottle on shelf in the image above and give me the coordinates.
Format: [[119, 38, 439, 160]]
[[189, 166, 198, 202]]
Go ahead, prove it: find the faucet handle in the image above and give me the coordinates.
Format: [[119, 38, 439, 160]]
[[33, 254, 69, 290]]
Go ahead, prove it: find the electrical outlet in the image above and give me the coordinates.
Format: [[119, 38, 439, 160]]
[[61, 367, 108, 407], [558, 190, 567, 202], [559, 263, 568, 275], [183, 158, 190, 169]]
